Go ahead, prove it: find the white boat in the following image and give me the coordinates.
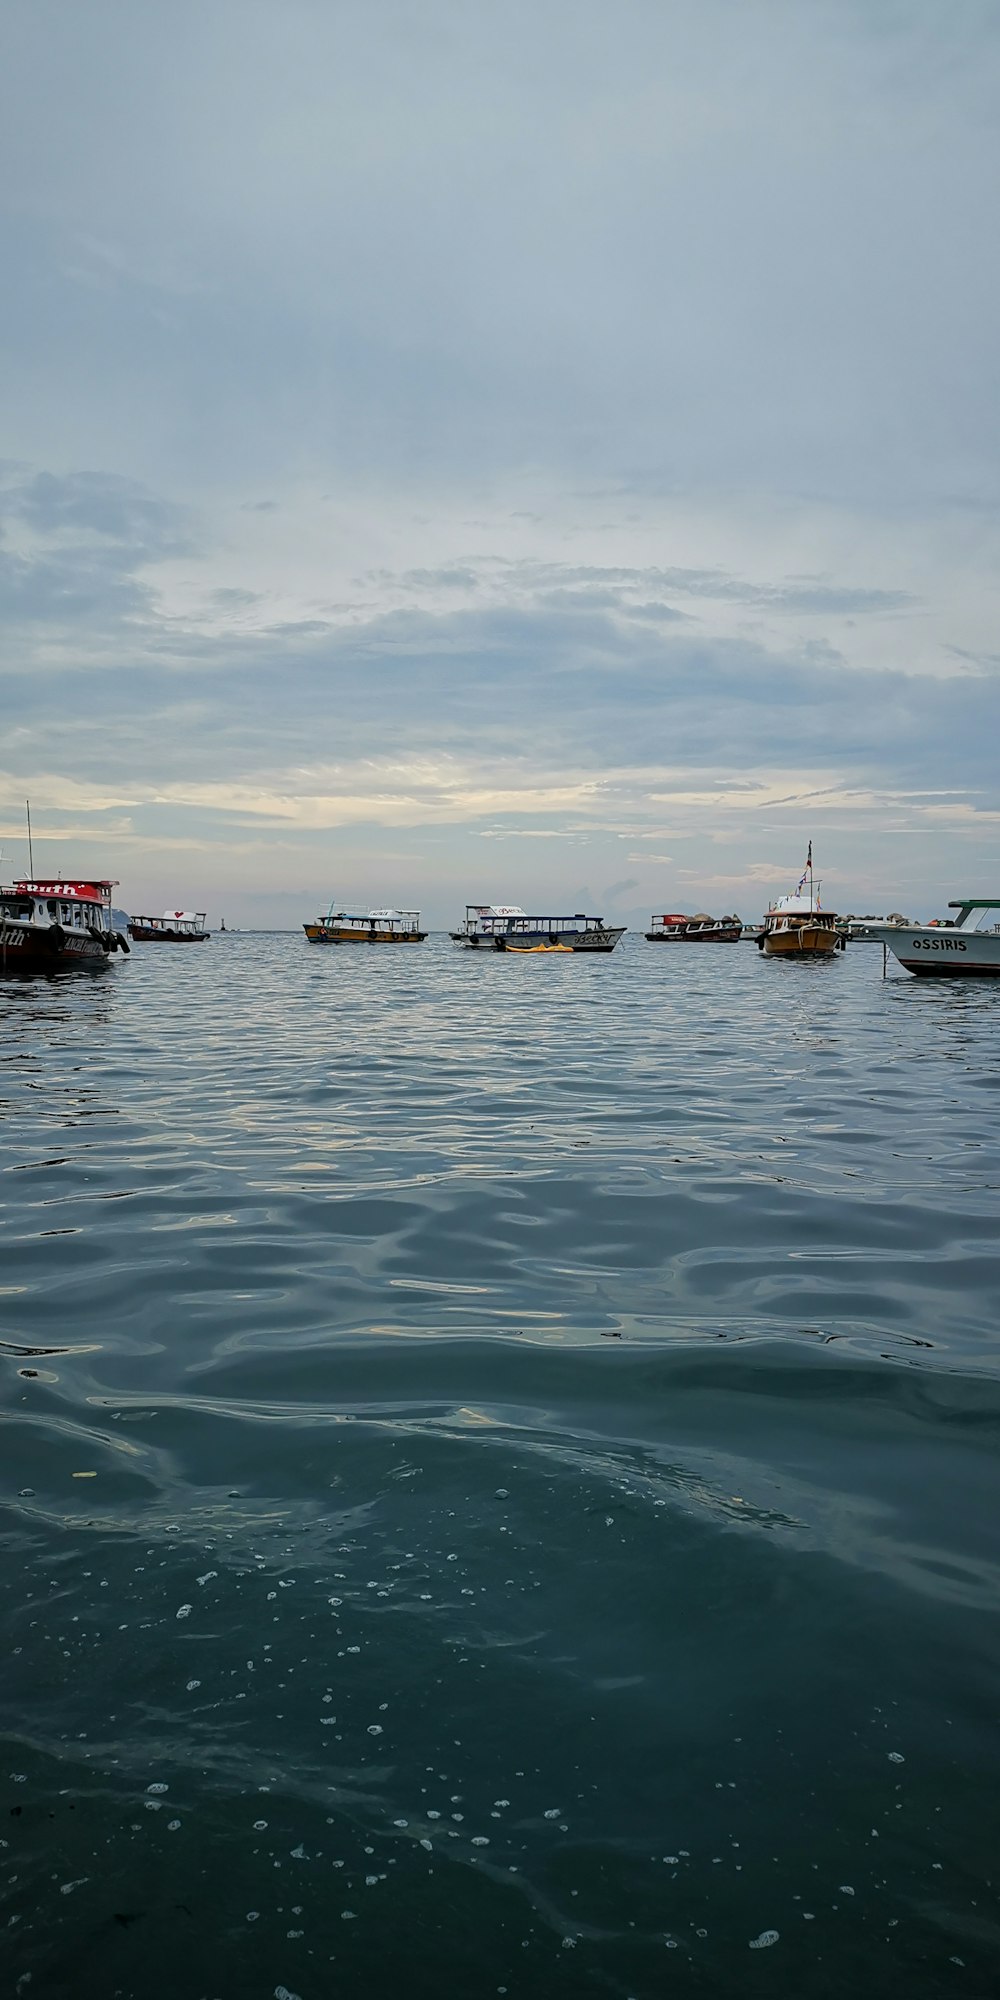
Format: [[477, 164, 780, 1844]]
[[857, 899, 1000, 977], [451, 905, 625, 952]]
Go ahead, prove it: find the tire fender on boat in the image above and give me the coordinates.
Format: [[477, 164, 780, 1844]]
[[116, 932, 131, 953]]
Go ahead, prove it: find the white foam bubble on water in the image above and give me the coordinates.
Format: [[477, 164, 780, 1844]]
[[175, 1604, 192, 1620], [749, 1930, 779, 1949]]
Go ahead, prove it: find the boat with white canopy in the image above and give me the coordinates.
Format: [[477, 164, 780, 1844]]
[[304, 907, 426, 944], [451, 905, 625, 952]]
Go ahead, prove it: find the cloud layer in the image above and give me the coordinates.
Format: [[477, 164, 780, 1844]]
[[1, 3, 999, 923]]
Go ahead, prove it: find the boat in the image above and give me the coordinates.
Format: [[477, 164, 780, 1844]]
[[304, 906, 426, 944], [857, 899, 1000, 977], [129, 909, 210, 942], [758, 846, 844, 958], [450, 905, 625, 952], [645, 912, 743, 942], [0, 877, 128, 973]]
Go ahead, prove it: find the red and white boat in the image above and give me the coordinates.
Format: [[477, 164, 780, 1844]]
[[0, 878, 128, 974], [645, 912, 743, 942]]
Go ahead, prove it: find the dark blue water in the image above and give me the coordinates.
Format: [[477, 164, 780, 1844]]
[[2, 935, 999, 1998]]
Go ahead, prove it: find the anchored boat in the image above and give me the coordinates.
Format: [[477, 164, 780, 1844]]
[[0, 877, 128, 973], [759, 846, 844, 958], [645, 912, 743, 942], [451, 905, 625, 952], [304, 906, 426, 944], [859, 899, 1000, 977], [129, 909, 210, 942]]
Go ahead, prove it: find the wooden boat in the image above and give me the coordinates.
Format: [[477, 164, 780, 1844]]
[[646, 912, 742, 942], [758, 847, 843, 958], [304, 906, 426, 944], [0, 877, 128, 973], [451, 905, 625, 952], [859, 898, 1000, 977], [129, 909, 209, 942]]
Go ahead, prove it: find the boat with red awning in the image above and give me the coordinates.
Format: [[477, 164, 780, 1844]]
[[645, 912, 743, 942], [0, 878, 128, 973]]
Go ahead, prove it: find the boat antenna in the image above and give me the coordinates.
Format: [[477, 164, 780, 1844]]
[[26, 799, 34, 877]]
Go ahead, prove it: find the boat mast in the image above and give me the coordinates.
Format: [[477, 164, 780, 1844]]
[[26, 799, 34, 877]]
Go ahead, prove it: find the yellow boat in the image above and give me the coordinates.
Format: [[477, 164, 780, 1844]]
[[304, 906, 426, 944], [758, 846, 844, 958]]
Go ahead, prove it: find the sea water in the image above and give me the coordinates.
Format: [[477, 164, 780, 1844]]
[[2, 934, 999, 1996]]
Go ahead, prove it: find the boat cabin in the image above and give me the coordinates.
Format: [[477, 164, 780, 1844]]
[[5, 878, 115, 932]]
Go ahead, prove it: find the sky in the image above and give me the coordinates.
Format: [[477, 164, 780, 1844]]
[[2, 0, 999, 928]]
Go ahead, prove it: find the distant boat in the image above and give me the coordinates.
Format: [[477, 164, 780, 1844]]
[[129, 909, 210, 942], [645, 912, 743, 942], [859, 898, 1000, 977], [758, 846, 844, 958], [1, 876, 128, 973], [451, 905, 625, 952], [304, 906, 426, 944]]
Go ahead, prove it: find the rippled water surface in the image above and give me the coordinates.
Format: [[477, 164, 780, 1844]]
[[2, 934, 999, 1997]]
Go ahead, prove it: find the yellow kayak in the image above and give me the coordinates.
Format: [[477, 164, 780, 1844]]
[[504, 941, 574, 953]]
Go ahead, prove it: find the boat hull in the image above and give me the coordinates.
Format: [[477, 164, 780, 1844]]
[[0, 922, 114, 974], [645, 928, 741, 943], [867, 927, 1000, 977], [762, 925, 840, 957], [451, 928, 625, 953], [129, 925, 209, 942], [304, 925, 426, 943]]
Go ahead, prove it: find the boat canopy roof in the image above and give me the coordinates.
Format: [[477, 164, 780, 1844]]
[[322, 907, 420, 923], [162, 909, 206, 923], [768, 892, 833, 916], [15, 877, 116, 901]]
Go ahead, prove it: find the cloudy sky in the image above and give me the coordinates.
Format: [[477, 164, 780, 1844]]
[[2, 0, 999, 926]]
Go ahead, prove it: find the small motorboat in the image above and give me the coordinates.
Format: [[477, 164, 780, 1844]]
[[759, 846, 844, 958]]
